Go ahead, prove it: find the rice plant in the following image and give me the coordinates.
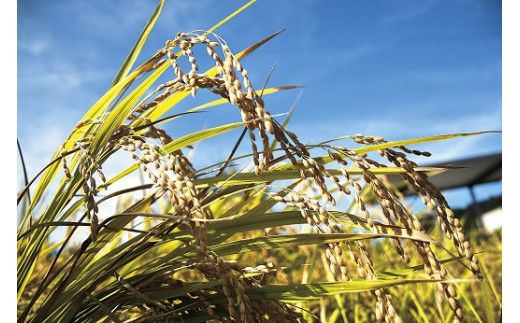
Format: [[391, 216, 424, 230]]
[[17, 1, 500, 322]]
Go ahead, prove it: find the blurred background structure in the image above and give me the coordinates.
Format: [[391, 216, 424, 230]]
[[386, 152, 502, 232]]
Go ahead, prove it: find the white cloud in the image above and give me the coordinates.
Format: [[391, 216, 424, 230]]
[[17, 123, 69, 187]]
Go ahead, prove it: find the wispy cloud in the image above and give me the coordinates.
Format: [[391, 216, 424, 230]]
[[17, 56, 112, 182], [381, 0, 439, 25], [17, 118, 71, 194], [285, 104, 501, 165], [18, 59, 111, 94], [18, 37, 52, 57], [427, 106, 502, 134], [402, 61, 502, 85]]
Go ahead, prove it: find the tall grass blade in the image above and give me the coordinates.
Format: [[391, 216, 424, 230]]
[[110, 0, 165, 88]]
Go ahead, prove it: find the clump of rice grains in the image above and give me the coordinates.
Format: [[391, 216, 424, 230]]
[[81, 31, 480, 322], [97, 31, 308, 322]]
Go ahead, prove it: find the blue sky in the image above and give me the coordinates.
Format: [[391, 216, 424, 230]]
[[17, 0, 502, 209]]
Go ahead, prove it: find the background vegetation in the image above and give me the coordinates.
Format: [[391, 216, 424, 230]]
[[17, 1, 501, 322]]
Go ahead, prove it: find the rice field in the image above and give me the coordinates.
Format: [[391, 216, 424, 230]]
[[17, 1, 502, 322]]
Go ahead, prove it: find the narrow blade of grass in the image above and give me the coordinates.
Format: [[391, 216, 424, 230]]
[[110, 0, 165, 87]]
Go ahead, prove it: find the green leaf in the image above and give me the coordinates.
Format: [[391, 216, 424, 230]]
[[192, 167, 444, 188], [89, 62, 170, 157], [243, 279, 464, 302], [177, 232, 436, 261]]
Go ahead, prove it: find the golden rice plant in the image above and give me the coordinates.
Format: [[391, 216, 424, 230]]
[[17, 1, 499, 322]]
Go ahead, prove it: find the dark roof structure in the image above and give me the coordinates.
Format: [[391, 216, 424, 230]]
[[388, 152, 502, 196]]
